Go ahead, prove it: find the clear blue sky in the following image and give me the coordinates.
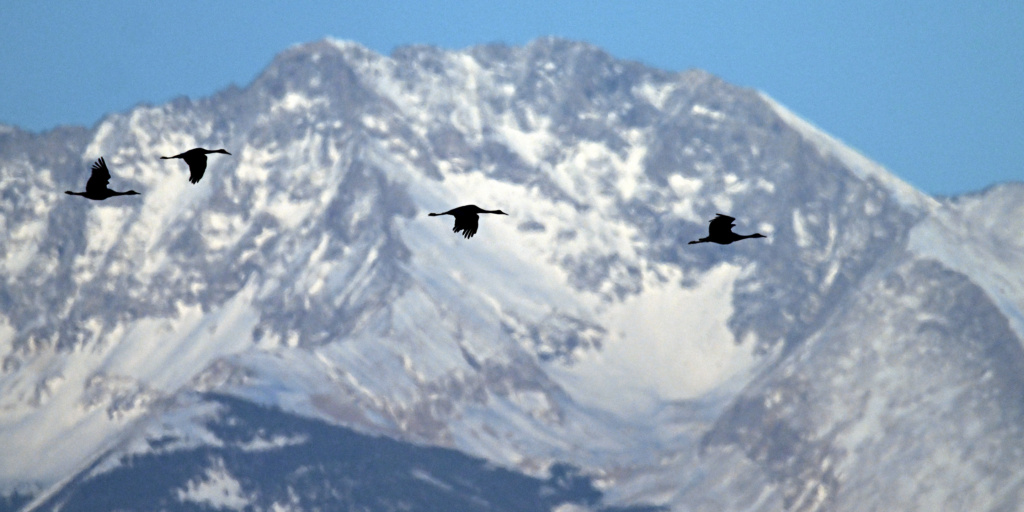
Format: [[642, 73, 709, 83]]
[[1, 1, 1021, 196]]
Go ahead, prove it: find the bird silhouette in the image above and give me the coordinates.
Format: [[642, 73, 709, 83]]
[[689, 213, 766, 245], [65, 157, 140, 200], [428, 205, 508, 239], [160, 147, 231, 184]]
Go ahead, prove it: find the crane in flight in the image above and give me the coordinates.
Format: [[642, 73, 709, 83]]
[[65, 158, 140, 200], [689, 214, 765, 245], [160, 147, 231, 184], [428, 205, 508, 239]]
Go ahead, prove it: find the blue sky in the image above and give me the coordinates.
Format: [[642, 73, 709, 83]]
[[1, 1, 1020, 196]]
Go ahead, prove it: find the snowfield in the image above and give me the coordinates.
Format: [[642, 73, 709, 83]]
[[1, 38, 1022, 512]]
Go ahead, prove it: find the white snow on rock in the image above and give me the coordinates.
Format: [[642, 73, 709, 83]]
[[2, 38, 1022, 512], [550, 263, 757, 414], [176, 459, 249, 511]]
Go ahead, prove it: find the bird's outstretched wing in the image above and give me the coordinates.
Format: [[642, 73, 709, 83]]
[[708, 213, 736, 238], [182, 153, 208, 184], [86, 157, 111, 194], [453, 214, 479, 239]]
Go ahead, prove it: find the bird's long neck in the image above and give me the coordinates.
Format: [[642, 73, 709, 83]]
[[65, 191, 85, 196]]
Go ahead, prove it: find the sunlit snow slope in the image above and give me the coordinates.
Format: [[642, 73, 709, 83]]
[[1, 38, 1023, 511]]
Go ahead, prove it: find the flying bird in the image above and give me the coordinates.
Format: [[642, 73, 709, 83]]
[[689, 213, 766, 245], [160, 147, 231, 184], [65, 157, 140, 200], [428, 205, 508, 239]]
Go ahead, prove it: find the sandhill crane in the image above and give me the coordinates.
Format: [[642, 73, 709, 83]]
[[428, 205, 508, 239], [689, 213, 765, 245], [65, 158, 139, 200], [160, 147, 231, 184]]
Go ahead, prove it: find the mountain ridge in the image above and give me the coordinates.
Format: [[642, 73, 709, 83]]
[[1, 38, 1023, 511]]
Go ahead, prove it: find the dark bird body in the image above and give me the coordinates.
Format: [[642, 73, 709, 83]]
[[161, 147, 231, 184], [689, 213, 766, 245], [428, 205, 508, 239], [65, 158, 140, 200]]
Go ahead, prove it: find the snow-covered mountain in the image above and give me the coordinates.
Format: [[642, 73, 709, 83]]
[[1, 37, 1023, 511]]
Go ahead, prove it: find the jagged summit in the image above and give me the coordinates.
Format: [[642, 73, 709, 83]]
[[1, 38, 1023, 511]]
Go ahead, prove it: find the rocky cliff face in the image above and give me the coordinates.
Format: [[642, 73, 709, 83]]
[[1, 38, 1022, 511]]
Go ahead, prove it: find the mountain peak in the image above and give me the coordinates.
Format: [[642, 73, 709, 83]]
[[524, 36, 605, 55], [1, 37, 1022, 512], [762, 93, 938, 212]]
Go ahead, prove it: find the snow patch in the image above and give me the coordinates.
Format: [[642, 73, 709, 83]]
[[667, 175, 703, 222], [203, 211, 246, 251], [691, 104, 725, 121], [272, 92, 326, 114], [634, 81, 677, 110], [616, 130, 649, 201], [176, 459, 249, 510], [324, 38, 365, 54], [495, 113, 554, 167], [0, 280, 261, 487], [84, 123, 116, 157], [237, 433, 308, 452], [411, 468, 454, 492], [103, 281, 258, 390], [550, 263, 757, 414], [908, 213, 1024, 341], [668, 174, 702, 196], [792, 210, 812, 248], [0, 316, 14, 358], [82, 206, 130, 258], [2, 218, 46, 276]]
